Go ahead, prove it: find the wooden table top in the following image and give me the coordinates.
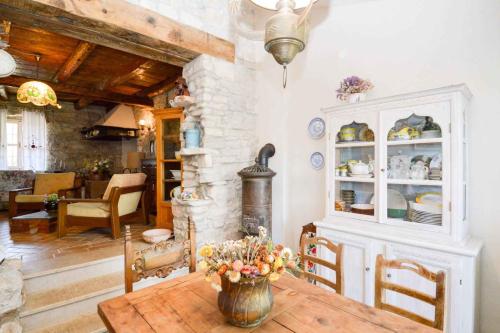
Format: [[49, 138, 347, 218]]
[[98, 272, 440, 333]]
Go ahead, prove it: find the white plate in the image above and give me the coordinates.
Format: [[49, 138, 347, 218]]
[[310, 152, 324, 170], [349, 173, 373, 178], [388, 189, 407, 210], [308, 117, 326, 139]]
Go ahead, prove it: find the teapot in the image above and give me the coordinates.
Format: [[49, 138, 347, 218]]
[[339, 127, 357, 142], [410, 161, 429, 180], [350, 160, 373, 175]]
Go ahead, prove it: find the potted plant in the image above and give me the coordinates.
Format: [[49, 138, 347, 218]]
[[198, 227, 298, 328], [86, 158, 112, 180], [44, 193, 59, 212], [336, 76, 374, 103]]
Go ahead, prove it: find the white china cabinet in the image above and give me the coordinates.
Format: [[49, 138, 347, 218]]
[[316, 84, 481, 333]]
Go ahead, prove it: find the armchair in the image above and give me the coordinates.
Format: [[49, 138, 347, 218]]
[[8, 172, 80, 218], [58, 173, 148, 239]]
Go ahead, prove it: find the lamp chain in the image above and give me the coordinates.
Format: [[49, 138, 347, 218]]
[[283, 65, 287, 88]]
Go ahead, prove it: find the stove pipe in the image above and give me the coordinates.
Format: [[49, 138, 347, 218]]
[[238, 144, 276, 236]]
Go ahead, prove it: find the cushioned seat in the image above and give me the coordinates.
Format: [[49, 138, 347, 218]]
[[15, 195, 46, 203], [67, 202, 110, 218]]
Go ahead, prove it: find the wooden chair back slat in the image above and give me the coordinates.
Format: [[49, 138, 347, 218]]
[[375, 254, 445, 330], [301, 254, 338, 272], [300, 234, 343, 294], [302, 271, 337, 291], [124, 217, 196, 293]]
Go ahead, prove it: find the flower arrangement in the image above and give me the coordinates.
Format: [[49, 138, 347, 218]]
[[84, 158, 112, 177], [45, 193, 59, 203], [198, 227, 297, 286], [336, 76, 374, 101], [44, 193, 59, 211]]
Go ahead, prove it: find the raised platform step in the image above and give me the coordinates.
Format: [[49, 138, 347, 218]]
[[21, 263, 189, 332], [23, 248, 124, 294], [29, 313, 106, 333]]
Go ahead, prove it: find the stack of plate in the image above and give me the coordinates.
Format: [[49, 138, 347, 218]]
[[341, 190, 355, 208], [408, 202, 442, 225], [429, 168, 442, 180]]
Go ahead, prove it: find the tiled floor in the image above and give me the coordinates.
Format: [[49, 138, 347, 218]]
[[1, 211, 151, 264]]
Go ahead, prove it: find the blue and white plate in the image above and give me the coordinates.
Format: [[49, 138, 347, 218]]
[[308, 117, 326, 139], [310, 152, 325, 170]]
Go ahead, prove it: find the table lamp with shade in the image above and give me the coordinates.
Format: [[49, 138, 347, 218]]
[[126, 152, 145, 173]]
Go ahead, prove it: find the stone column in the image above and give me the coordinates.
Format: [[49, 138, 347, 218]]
[[0, 257, 24, 333], [171, 54, 257, 247]]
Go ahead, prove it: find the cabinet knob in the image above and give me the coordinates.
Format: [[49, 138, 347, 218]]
[[365, 267, 370, 272], [380, 168, 386, 173], [387, 273, 392, 278]]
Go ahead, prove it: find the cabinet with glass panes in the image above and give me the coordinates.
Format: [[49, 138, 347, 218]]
[[324, 85, 470, 242], [153, 108, 184, 230]]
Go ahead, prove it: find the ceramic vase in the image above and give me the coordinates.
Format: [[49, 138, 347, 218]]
[[218, 275, 273, 328], [348, 93, 366, 103]]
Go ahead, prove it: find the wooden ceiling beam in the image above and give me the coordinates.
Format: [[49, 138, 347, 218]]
[[100, 59, 156, 90], [0, 75, 153, 107], [0, 0, 235, 66], [75, 96, 93, 110], [53, 40, 96, 83], [136, 77, 177, 98]]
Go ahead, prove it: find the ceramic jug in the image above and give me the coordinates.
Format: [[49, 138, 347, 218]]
[[410, 162, 429, 180]]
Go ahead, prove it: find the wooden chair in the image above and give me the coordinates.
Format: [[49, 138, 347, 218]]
[[124, 218, 196, 293], [58, 173, 148, 239], [9, 172, 81, 218], [374, 254, 445, 330], [300, 234, 343, 294]]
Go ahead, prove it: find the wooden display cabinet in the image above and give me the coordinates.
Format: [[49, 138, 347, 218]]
[[153, 108, 184, 230]]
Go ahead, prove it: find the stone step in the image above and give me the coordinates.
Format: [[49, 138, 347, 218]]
[[23, 253, 123, 295], [21, 272, 124, 332], [28, 313, 107, 333], [21, 266, 189, 332]]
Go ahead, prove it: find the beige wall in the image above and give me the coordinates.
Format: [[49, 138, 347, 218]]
[[255, 0, 500, 331]]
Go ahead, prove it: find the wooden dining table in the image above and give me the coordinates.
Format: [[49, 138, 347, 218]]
[[98, 272, 440, 333]]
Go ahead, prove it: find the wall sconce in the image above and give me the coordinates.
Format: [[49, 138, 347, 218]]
[[138, 119, 153, 136]]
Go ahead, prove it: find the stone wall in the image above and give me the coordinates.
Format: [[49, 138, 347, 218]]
[[45, 102, 125, 173], [126, 0, 260, 246]]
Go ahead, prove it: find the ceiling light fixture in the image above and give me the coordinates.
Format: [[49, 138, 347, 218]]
[[249, 0, 317, 88], [17, 54, 61, 109]]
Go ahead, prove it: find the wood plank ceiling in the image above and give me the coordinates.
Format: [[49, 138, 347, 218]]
[[0, 23, 183, 109]]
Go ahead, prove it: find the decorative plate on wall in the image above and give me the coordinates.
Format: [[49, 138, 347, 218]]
[[308, 117, 326, 139], [310, 152, 324, 170]]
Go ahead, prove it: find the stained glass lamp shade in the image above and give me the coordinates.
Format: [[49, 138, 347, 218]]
[[17, 81, 61, 109]]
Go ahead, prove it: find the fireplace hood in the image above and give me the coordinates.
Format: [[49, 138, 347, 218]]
[[81, 104, 139, 141]]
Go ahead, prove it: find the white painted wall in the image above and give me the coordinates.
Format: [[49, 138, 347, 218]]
[[255, 0, 500, 331]]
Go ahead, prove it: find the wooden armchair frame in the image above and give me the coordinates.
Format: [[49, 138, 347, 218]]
[[375, 254, 446, 330], [124, 218, 196, 293], [58, 184, 148, 239], [300, 234, 343, 294], [9, 179, 82, 218]]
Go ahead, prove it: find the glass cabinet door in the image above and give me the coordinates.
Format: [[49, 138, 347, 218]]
[[380, 104, 451, 231], [161, 118, 181, 202], [331, 114, 377, 220]]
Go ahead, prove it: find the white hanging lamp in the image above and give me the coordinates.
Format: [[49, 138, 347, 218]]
[[0, 49, 16, 78], [249, 0, 318, 87]]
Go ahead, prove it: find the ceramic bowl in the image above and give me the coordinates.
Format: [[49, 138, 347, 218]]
[[421, 130, 441, 139], [142, 229, 172, 243], [388, 208, 407, 218], [170, 170, 181, 179], [351, 204, 374, 216]]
